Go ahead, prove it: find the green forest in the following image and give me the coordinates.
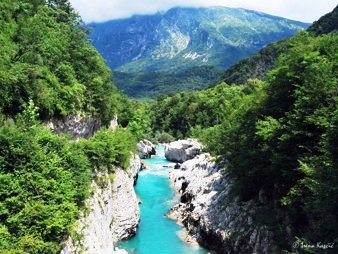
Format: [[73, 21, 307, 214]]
[[1, 0, 338, 253], [151, 31, 338, 250], [0, 1, 142, 253]]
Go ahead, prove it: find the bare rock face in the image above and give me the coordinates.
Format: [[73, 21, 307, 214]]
[[60, 155, 141, 254], [47, 114, 101, 140], [110, 155, 141, 242], [169, 154, 276, 254], [164, 139, 202, 163], [137, 139, 156, 159], [109, 115, 119, 132]]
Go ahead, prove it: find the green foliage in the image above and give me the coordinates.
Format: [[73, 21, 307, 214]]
[[196, 79, 267, 157], [112, 66, 224, 98], [151, 81, 250, 139], [0, 121, 91, 254], [0, 0, 123, 123], [18, 99, 40, 128], [255, 116, 281, 141], [81, 127, 136, 171], [209, 32, 338, 249], [126, 107, 151, 140]]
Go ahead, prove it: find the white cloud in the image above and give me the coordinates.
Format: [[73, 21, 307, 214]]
[[69, 0, 337, 23]]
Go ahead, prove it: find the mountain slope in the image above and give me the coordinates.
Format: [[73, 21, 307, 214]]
[[222, 4, 338, 85], [87, 7, 308, 98], [112, 66, 223, 98], [308, 4, 338, 35], [88, 7, 308, 73]]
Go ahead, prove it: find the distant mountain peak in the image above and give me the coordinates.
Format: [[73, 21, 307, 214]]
[[87, 6, 308, 98], [88, 6, 308, 73]]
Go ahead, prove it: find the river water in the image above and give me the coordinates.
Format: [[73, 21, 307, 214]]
[[117, 146, 207, 254]]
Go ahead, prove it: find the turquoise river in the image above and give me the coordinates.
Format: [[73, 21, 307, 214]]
[[117, 146, 207, 254]]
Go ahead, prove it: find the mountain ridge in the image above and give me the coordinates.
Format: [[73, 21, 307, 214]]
[[88, 6, 308, 72], [221, 4, 338, 85], [87, 6, 308, 97]]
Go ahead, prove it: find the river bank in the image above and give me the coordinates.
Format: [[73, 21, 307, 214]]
[[117, 146, 207, 254], [166, 140, 276, 254]]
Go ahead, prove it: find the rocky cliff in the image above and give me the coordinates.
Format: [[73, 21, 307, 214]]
[[60, 154, 141, 254], [47, 114, 119, 140], [47, 114, 101, 140], [167, 141, 277, 254]]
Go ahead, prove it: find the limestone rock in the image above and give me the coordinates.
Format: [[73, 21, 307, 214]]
[[164, 139, 202, 163], [128, 154, 141, 185], [168, 154, 276, 254], [137, 139, 156, 159], [109, 115, 119, 132], [47, 114, 101, 140], [60, 155, 141, 254], [110, 156, 140, 242]]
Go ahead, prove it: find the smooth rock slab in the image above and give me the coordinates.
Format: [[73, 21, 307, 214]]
[[165, 139, 202, 163]]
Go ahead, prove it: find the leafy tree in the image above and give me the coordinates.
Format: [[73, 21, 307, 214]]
[[127, 108, 151, 140], [0, 0, 124, 123], [81, 127, 136, 171], [211, 32, 338, 249], [0, 121, 91, 253]]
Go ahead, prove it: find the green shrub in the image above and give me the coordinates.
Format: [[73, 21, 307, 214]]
[[81, 127, 136, 171], [0, 121, 91, 253], [153, 131, 175, 143]]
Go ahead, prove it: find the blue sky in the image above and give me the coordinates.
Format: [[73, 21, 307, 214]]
[[69, 0, 337, 23]]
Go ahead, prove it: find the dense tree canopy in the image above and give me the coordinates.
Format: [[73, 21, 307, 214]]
[[0, 115, 91, 253], [0, 0, 124, 124], [1, 0, 337, 253], [0, 1, 139, 253], [151, 81, 255, 138], [151, 32, 338, 251]]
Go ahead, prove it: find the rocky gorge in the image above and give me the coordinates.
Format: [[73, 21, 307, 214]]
[[60, 155, 141, 254], [53, 114, 276, 254], [48, 115, 142, 254], [165, 140, 277, 254]]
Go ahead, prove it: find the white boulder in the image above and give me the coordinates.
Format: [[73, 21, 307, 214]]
[[164, 139, 202, 163], [137, 140, 156, 159]]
